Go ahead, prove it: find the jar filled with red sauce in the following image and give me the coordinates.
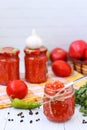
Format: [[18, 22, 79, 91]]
[[43, 81, 75, 122], [0, 47, 20, 85], [24, 46, 48, 83]]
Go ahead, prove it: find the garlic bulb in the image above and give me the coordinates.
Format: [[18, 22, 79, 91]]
[[25, 29, 43, 49]]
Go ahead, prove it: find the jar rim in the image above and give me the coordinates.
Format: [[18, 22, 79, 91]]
[[24, 46, 47, 55], [0, 47, 20, 56]]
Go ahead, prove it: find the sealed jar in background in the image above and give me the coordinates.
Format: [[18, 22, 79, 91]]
[[24, 46, 48, 83], [43, 81, 75, 122], [0, 47, 20, 85]]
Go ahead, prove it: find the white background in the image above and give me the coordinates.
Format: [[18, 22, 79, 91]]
[[0, 0, 87, 53]]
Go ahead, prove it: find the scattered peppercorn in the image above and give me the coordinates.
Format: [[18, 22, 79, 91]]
[[30, 120, 33, 124], [8, 119, 10, 121], [17, 112, 23, 116], [8, 118, 14, 121], [21, 116, 24, 118], [82, 119, 87, 124], [35, 111, 39, 115], [8, 112, 10, 115], [36, 118, 40, 122], [7, 108, 40, 123], [20, 120, 23, 122]]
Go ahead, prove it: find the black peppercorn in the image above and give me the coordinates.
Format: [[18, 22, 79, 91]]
[[30, 120, 33, 124], [20, 120, 23, 123], [35, 112, 39, 115]]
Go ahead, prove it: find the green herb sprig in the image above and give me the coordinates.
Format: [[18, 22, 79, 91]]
[[75, 83, 87, 116]]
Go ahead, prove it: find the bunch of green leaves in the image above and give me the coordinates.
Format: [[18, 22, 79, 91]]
[[75, 83, 87, 116]]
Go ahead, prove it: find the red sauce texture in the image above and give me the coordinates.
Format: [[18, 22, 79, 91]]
[[43, 81, 75, 122], [24, 47, 47, 83], [0, 47, 20, 85]]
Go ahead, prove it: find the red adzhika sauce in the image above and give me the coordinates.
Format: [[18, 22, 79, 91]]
[[43, 81, 75, 122], [0, 47, 20, 85], [24, 47, 48, 83]]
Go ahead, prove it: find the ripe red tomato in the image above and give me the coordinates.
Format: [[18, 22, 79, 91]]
[[69, 40, 87, 59], [52, 60, 72, 77], [6, 80, 28, 99], [50, 48, 67, 62], [84, 49, 87, 59]]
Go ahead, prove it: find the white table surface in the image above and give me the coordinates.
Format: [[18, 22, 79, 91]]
[[0, 106, 87, 130], [0, 61, 87, 130]]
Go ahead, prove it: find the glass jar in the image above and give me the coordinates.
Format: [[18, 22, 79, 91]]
[[0, 47, 20, 85], [43, 81, 75, 122], [24, 46, 48, 83]]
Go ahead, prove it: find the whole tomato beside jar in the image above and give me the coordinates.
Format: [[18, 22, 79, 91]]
[[50, 48, 67, 62], [6, 80, 28, 99], [52, 60, 72, 77], [69, 40, 87, 59]]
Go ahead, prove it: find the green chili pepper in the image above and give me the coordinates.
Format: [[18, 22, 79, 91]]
[[10, 98, 41, 109]]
